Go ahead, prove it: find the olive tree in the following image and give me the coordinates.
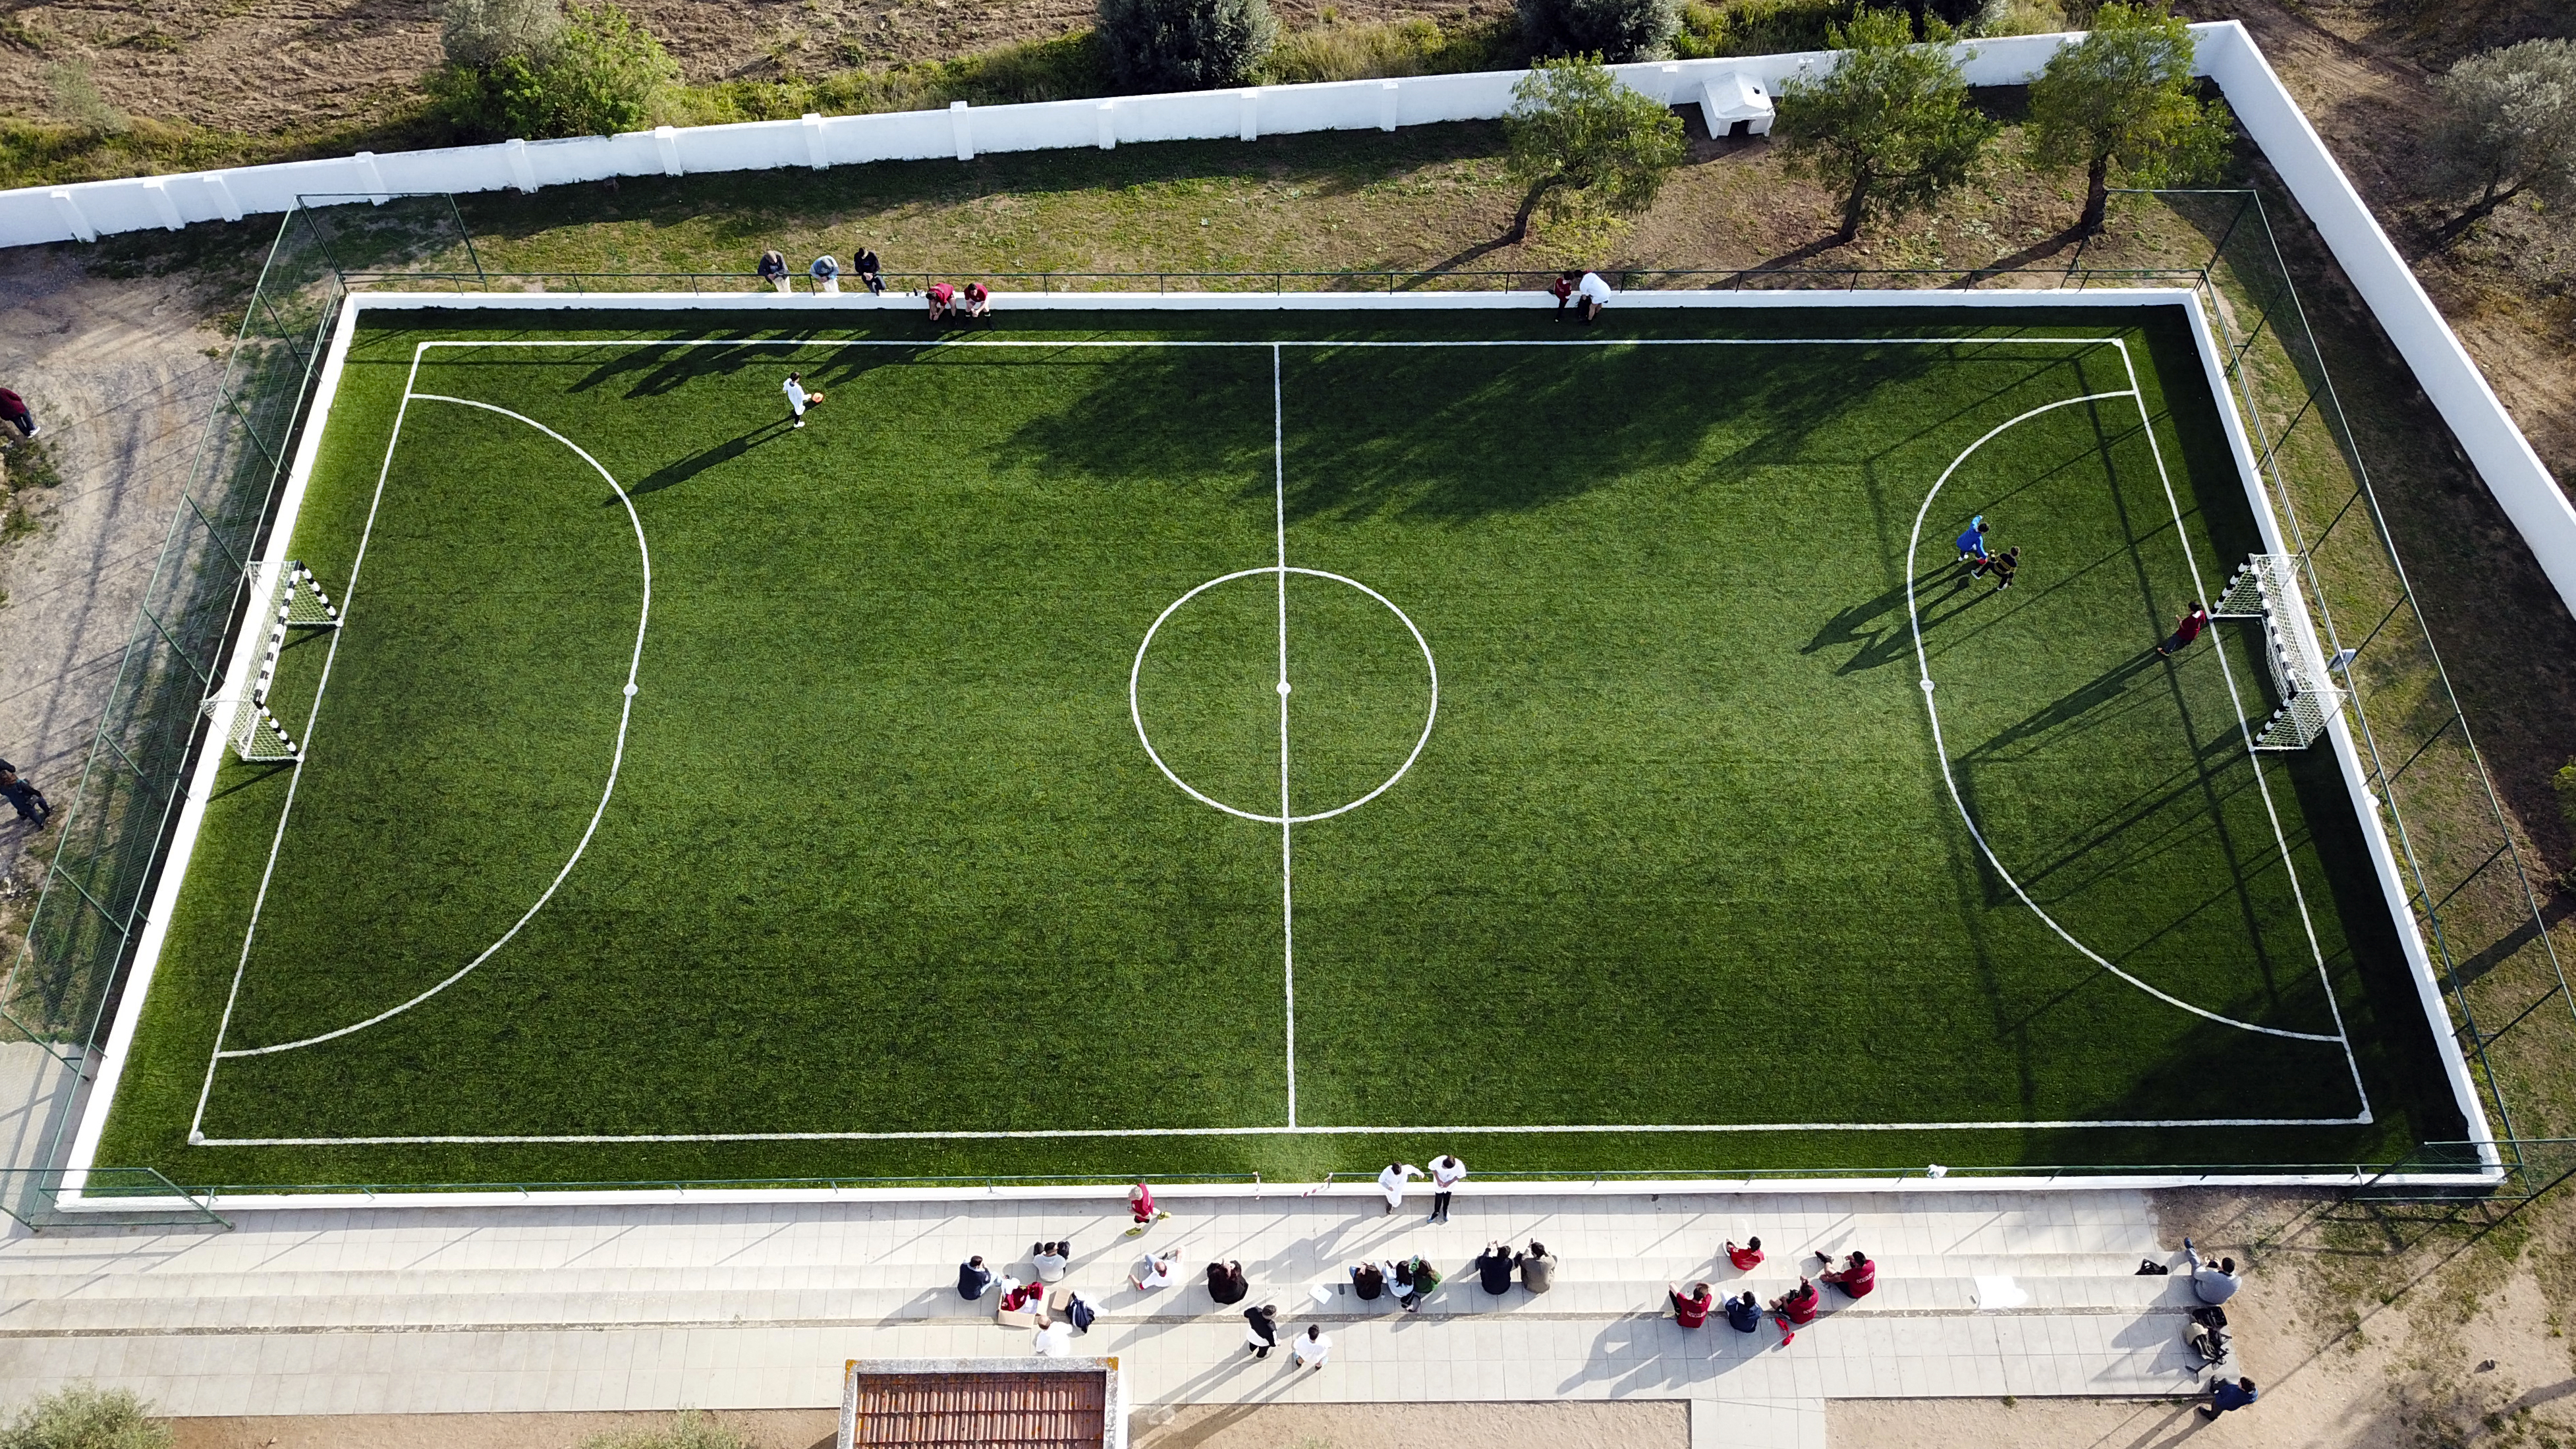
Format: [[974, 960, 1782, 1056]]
[[1770, 7, 1996, 244], [1096, 0, 1278, 91], [2025, 1, 2231, 235], [2429, 38, 2576, 246], [1502, 55, 1688, 243]]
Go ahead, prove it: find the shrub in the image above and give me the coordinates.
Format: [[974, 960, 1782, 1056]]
[[440, 0, 564, 71], [434, 0, 677, 140], [1503, 55, 1687, 242], [1674, 0, 1848, 59], [2429, 38, 2576, 246], [1772, 4, 1996, 242], [0, 1386, 173, 1449], [1260, 15, 1521, 83], [1517, 0, 1683, 63], [44, 63, 128, 136], [1096, 0, 1279, 92]]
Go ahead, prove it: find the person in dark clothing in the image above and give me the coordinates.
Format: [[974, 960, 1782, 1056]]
[[1350, 1261, 1387, 1300], [756, 249, 789, 293], [1243, 1302, 1279, 1359], [1398, 1255, 1440, 1313], [854, 246, 885, 296], [1974, 546, 2021, 590], [2159, 602, 2210, 657], [1521, 1242, 1556, 1293], [1476, 1241, 1519, 1295], [0, 762, 49, 824], [957, 1255, 995, 1299], [1206, 1259, 1249, 1305], [0, 387, 36, 440], [1724, 1290, 1763, 1333], [2200, 1377, 2258, 1418]]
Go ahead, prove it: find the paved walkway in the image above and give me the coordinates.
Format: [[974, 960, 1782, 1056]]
[[0, 1184, 2227, 1446]]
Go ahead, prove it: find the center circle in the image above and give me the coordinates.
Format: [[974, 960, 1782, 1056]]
[[1130, 566, 1438, 825]]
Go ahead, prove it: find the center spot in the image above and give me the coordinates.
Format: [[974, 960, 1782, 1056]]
[[1131, 567, 1437, 824]]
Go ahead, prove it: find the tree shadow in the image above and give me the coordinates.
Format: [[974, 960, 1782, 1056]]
[[1947, 226, 2093, 288]]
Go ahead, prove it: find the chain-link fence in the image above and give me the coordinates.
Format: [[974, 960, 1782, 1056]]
[[3, 190, 2566, 1207]]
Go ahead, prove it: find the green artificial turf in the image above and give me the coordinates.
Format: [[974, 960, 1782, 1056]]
[[92, 302, 2468, 1190]]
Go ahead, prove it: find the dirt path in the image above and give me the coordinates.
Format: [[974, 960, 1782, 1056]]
[[0, 249, 227, 897]]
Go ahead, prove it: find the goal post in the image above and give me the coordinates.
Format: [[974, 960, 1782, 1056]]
[[202, 559, 341, 764], [2209, 553, 2343, 751]]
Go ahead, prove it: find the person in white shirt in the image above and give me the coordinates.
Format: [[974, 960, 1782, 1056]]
[[1291, 1323, 1331, 1370], [1575, 269, 1613, 324], [1428, 1154, 1467, 1223], [1376, 1162, 1423, 1216], [782, 372, 821, 430], [1131, 1247, 1181, 1290], [1031, 1318, 1073, 1356], [1031, 1241, 1070, 1282]]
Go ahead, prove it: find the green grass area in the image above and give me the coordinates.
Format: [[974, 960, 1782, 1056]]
[[92, 301, 2465, 1190]]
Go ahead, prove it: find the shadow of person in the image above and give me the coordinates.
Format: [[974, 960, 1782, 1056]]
[[617, 419, 795, 501]]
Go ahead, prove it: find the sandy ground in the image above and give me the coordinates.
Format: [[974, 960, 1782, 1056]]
[[0, 248, 228, 901], [171, 1408, 841, 1449]]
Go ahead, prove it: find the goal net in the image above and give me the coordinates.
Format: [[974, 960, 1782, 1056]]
[[202, 559, 341, 763], [2209, 553, 2342, 751]]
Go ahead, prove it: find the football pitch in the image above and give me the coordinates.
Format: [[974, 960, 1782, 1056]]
[[86, 298, 2472, 1190]]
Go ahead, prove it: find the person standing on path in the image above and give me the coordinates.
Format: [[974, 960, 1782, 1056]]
[[1126, 1180, 1170, 1235], [1243, 1303, 1279, 1359], [1, 387, 40, 441], [1428, 1153, 1466, 1222], [2182, 1238, 2240, 1304], [757, 249, 790, 293], [1377, 1161, 1423, 1216], [782, 372, 820, 430], [1291, 1323, 1331, 1370], [2159, 602, 2211, 657], [1, 762, 51, 826], [854, 245, 884, 296], [2200, 1377, 2258, 1418]]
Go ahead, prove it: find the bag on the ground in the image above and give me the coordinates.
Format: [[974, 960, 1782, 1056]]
[[2137, 1259, 2170, 1275], [2185, 1319, 2227, 1364], [1067, 1294, 1096, 1332], [2191, 1304, 2229, 1331]]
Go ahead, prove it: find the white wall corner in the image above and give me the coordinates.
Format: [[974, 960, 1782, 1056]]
[[1378, 79, 1400, 132], [504, 138, 537, 192], [654, 125, 683, 177], [353, 150, 389, 205], [47, 188, 96, 243], [205, 171, 245, 222], [802, 112, 829, 170], [1096, 100, 1117, 150], [141, 176, 184, 231], [1239, 89, 1260, 142]]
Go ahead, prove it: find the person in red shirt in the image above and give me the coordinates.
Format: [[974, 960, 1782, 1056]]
[[963, 281, 993, 322], [1125, 1180, 1170, 1235], [1768, 1278, 1819, 1344], [1818, 1249, 1876, 1299], [1548, 271, 1576, 320], [1726, 1237, 1764, 1272], [2158, 602, 2210, 657], [0, 386, 36, 441], [1668, 1281, 1715, 1328], [926, 281, 959, 322]]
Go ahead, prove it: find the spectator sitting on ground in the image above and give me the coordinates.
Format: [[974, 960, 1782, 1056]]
[[1476, 1241, 1519, 1295], [1818, 1249, 1875, 1299], [1349, 1260, 1391, 1301], [2183, 1238, 2240, 1304], [1770, 1278, 1820, 1326], [926, 281, 959, 321], [758, 249, 789, 293], [1031, 1241, 1070, 1282], [1521, 1241, 1556, 1293], [1206, 1259, 1248, 1305], [1669, 1281, 1715, 1328], [809, 254, 841, 294], [963, 281, 993, 321], [1726, 1237, 1764, 1271], [1725, 1290, 1763, 1333], [957, 1255, 995, 1300], [1131, 1247, 1181, 1290]]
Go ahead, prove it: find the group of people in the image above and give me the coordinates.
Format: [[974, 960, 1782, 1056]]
[[760, 246, 883, 297], [1668, 1237, 1874, 1348], [1546, 270, 1615, 324], [1953, 513, 2022, 592], [1374, 1155, 1468, 1220]]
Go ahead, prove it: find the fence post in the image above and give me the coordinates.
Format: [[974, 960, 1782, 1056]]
[[950, 101, 974, 161]]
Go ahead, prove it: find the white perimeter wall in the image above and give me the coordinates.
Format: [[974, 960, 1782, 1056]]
[[2, 22, 2567, 619]]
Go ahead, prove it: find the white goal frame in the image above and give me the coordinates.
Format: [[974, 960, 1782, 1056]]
[[201, 557, 341, 763], [2210, 553, 2345, 751], [55, 287, 2497, 1210]]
